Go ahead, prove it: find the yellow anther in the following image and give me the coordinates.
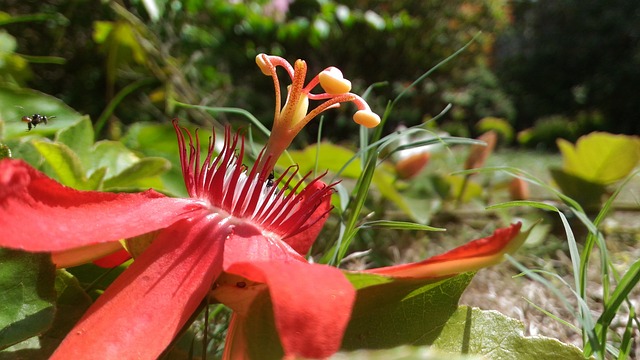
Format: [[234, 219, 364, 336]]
[[255, 54, 271, 76], [319, 68, 352, 95], [353, 110, 381, 128]]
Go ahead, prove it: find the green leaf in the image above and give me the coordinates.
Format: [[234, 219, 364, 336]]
[[56, 117, 95, 165], [0, 249, 56, 350], [340, 269, 584, 359], [282, 142, 363, 178], [549, 168, 607, 209], [557, 132, 640, 184], [1, 270, 94, 358], [342, 273, 474, 350], [432, 306, 585, 359], [92, 21, 114, 44], [86, 166, 107, 190], [66, 263, 128, 300], [39, 270, 92, 352], [0, 86, 83, 140], [31, 140, 88, 189], [88, 141, 143, 179], [332, 345, 484, 359], [122, 122, 204, 196], [283, 143, 414, 218], [0, 144, 10, 159], [103, 157, 170, 189]]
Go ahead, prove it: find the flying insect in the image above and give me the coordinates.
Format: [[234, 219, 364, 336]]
[[22, 114, 55, 131]]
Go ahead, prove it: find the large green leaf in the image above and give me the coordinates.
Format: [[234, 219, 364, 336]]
[[334, 307, 585, 359], [86, 140, 170, 190], [56, 117, 95, 165], [0, 87, 83, 140], [432, 306, 585, 359], [31, 140, 89, 189], [332, 346, 483, 359], [0, 249, 56, 350], [557, 132, 640, 184], [343, 272, 584, 358], [0, 270, 94, 359], [342, 273, 474, 350], [36, 270, 92, 356], [103, 157, 170, 189]]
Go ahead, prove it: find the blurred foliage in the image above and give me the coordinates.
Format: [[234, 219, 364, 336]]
[[495, 0, 640, 136], [475, 116, 513, 144], [1, 0, 512, 143], [550, 132, 640, 209], [2, 0, 637, 147], [517, 115, 577, 150]]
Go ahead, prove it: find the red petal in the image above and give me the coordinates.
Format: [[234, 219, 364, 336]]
[[50, 242, 126, 268], [222, 225, 306, 267], [367, 223, 523, 278], [226, 260, 355, 358], [92, 248, 131, 268], [0, 159, 204, 251], [222, 314, 250, 360], [51, 214, 228, 359], [282, 180, 332, 255]]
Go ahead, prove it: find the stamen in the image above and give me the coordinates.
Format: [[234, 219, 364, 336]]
[[172, 120, 335, 239]]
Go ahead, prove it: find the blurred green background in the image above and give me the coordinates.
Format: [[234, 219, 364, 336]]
[[1, 0, 639, 146]]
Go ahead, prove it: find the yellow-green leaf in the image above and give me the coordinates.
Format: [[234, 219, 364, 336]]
[[557, 132, 640, 184]]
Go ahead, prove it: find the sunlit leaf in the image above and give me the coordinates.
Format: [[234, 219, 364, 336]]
[[283, 142, 414, 217], [56, 117, 94, 165], [281, 142, 362, 178], [332, 345, 484, 359], [31, 140, 90, 190], [432, 306, 585, 359], [0, 249, 56, 350], [88, 141, 143, 179], [103, 157, 170, 189], [0, 87, 83, 139], [557, 132, 640, 184], [342, 273, 474, 349], [92, 21, 114, 44]]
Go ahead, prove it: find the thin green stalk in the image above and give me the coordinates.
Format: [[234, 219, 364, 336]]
[[171, 100, 270, 138], [95, 78, 156, 134]]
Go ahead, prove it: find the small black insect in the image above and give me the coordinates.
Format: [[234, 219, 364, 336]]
[[22, 114, 55, 131], [266, 172, 275, 188]]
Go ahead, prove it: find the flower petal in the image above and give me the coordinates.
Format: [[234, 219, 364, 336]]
[[282, 180, 333, 255], [51, 213, 229, 359], [50, 242, 126, 268], [221, 314, 250, 360], [92, 248, 132, 268], [0, 159, 205, 251], [225, 260, 356, 359], [367, 223, 523, 278]]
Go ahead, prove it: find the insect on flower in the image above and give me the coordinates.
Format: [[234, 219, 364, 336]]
[[21, 113, 55, 131]]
